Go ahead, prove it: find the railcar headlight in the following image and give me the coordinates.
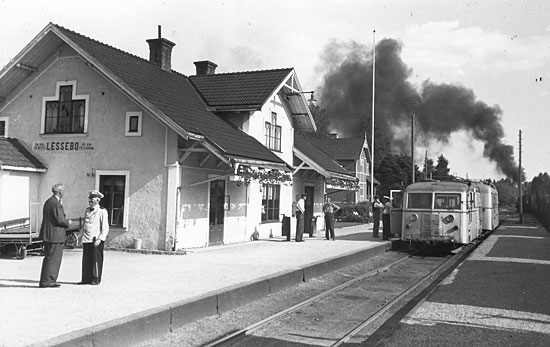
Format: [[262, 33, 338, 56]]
[[443, 215, 455, 223], [409, 214, 418, 222]]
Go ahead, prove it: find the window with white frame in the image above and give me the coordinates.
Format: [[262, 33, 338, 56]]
[[261, 184, 280, 222], [0, 117, 8, 137], [125, 111, 142, 136], [42, 81, 89, 134], [265, 112, 281, 151]]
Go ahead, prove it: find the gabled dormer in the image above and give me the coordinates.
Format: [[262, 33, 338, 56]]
[[189, 64, 316, 166]]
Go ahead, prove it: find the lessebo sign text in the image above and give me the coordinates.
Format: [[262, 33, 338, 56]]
[[32, 140, 96, 152]]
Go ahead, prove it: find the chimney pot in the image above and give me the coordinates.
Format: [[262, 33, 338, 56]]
[[147, 26, 175, 72], [194, 60, 218, 75]]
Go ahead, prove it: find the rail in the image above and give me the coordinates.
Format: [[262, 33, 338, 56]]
[[204, 233, 487, 347]]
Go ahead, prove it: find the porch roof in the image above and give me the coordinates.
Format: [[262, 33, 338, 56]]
[[0, 138, 47, 172], [293, 133, 356, 180]]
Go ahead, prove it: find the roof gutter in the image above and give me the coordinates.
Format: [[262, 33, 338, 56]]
[[0, 165, 47, 173], [208, 105, 260, 112]]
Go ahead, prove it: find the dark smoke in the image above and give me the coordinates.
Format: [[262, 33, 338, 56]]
[[316, 38, 518, 180]]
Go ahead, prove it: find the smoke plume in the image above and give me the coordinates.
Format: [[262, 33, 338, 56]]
[[316, 38, 518, 180]]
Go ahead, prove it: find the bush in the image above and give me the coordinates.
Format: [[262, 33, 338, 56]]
[[336, 201, 371, 223]]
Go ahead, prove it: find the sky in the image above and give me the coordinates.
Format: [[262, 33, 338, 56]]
[[1, 0, 549, 181]]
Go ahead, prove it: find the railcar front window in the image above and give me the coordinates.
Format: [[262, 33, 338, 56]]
[[434, 193, 461, 210], [407, 193, 432, 209]]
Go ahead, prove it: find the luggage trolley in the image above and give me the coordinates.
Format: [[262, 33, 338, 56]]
[[0, 203, 44, 259], [0, 218, 41, 259]]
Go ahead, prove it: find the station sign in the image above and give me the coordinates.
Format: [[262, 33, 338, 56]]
[[32, 140, 96, 152]]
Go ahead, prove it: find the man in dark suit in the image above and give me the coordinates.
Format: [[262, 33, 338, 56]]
[[39, 183, 70, 288]]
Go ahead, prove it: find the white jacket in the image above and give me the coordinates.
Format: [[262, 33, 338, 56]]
[[81, 206, 109, 243]]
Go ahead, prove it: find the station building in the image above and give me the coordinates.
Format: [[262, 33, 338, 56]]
[[0, 23, 357, 250]]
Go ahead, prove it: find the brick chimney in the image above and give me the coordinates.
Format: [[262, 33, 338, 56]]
[[146, 25, 175, 72], [194, 60, 217, 75]]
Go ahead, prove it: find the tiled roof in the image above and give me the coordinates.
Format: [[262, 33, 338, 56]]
[[53, 25, 284, 165], [309, 137, 367, 161], [0, 138, 47, 171], [293, 134, 352, 177], [189, 69, 293, 109]]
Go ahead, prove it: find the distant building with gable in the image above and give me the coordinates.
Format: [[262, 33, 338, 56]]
[[310, 136, 379, 204]]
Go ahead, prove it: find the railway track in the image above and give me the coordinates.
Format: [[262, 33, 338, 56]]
[[204, 238, 483, 347]]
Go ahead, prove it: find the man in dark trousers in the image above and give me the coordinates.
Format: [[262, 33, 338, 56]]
[[39, 183, 70, 288], [295, 194, 306, 242], [323, 197, 340, 240], [372, 195, 383, 238], [382, 196, 392, 240], [80, 190, 109, 285]]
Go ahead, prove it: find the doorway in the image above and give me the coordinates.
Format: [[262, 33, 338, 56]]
[[304, 186, 315, 236], [99, 175, 126, 227], [208, 179, 225, 246]]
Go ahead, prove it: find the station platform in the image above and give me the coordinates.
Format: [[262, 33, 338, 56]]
[[0, 222, 390, 347], [376, 214, 550, 346]]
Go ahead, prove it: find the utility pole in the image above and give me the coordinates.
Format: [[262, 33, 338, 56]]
[[410, 101, 418, 183], [519, 130, 523, 224], [424, 150, 428, 181], [370, 30, 376, 202]]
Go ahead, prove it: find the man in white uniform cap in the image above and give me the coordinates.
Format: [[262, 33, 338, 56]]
[[79, 190, 109, 285]]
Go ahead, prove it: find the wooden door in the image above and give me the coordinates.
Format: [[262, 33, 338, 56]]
[[304, 186, 315, 236], [208, 180, 225, 246]]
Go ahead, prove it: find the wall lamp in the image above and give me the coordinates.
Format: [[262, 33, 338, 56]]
[[284, 90, 316, 104]]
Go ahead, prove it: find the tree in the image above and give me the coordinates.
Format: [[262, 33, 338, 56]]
[[528, 172, 550, 214], [493, 178, 518, 209], [433, 154, 452, 180], [375, 154, 421, 197], [298, 104, 332, 140], [422, 156, 434, 180]]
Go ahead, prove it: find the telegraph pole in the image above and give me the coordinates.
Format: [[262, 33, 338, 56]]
[[370, 30, 376, 202], [519, 130, 523, 224], [424, 150, 428, 180], [410, 101, 418, 183]]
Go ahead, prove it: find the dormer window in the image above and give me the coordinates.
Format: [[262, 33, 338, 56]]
[[265, 112, 281, 151], [42, 81, 88, 134]]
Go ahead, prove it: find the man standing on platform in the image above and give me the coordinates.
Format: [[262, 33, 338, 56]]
[[295, 194, 306, 242], [382, 196, 392, 240], [79, 190, 110, 285], [372, 195, 383, 238], [323, 197, 340, 240], [39, 183, 71, 288]]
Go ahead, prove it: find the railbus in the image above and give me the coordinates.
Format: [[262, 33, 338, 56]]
[[401, 181, 483, 250]]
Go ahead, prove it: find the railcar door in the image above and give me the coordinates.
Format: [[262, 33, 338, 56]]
[[390, 190, 403, 238]]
